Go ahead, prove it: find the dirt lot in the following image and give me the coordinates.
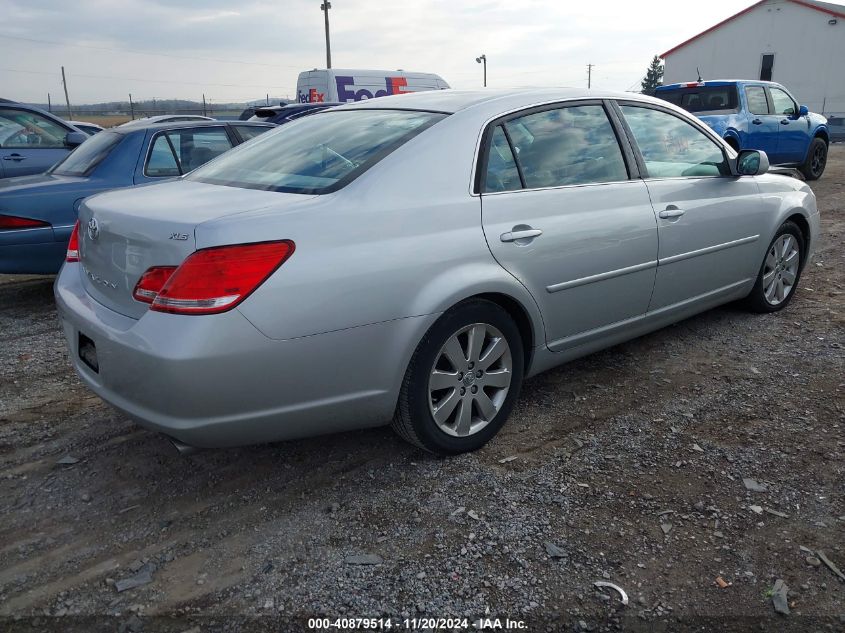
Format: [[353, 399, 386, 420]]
[[1, 148, 843, 633]]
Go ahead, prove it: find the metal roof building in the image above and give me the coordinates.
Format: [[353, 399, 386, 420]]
[[661, 0, 845, 115]]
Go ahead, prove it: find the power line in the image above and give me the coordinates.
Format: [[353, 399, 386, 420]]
[[0, 32, 303, 69], [0, 66, 292, 91]]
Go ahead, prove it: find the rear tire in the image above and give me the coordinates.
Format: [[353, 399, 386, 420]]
[[744, 221, 805, 313], [392, 299, 524, 455], [800, 137, 827, 180]]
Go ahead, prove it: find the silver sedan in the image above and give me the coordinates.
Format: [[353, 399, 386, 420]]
[[55, 88, 819, 454]]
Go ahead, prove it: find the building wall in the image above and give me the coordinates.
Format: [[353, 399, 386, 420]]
[[663, 0, 845, 114]]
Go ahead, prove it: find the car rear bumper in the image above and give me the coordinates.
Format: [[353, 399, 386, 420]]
[[54, 264, 433, 448]]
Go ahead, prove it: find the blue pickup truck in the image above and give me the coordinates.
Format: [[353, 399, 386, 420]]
[[655, 80, 829, 180]]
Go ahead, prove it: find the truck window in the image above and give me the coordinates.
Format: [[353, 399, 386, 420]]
[[656, 86, 739, 113], [745, 86, 770, 115]]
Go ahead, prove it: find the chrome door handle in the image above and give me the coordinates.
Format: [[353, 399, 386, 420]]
[[501, 228, 543, 242], [658, 207, 685, 219]]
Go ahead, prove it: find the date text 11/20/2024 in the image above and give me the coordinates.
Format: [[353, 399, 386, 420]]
[[307, 617, 528, 630]]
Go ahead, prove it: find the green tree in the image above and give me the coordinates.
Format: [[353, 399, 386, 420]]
[[641, 56, 665, 95]]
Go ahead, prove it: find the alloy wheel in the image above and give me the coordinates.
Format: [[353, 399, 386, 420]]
[[428, 323, 513, 437], [763, 234, 800, 305], [811, 144, 826, 177]]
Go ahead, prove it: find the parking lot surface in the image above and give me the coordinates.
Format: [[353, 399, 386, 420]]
[[1, 148, 843, 631]]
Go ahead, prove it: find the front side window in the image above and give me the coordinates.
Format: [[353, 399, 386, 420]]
[[0, 109, 68, 149], [188, 109, 446, 194], [145, 127, 233, 177], [498, 105, 627, 189], [745, 86, 770, 115], [51, 131, 123, 176], [620, 105, 729, 178], [769, 88, 796, 116]]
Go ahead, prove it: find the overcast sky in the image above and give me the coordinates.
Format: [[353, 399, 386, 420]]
[[0, 0, 753, 105]]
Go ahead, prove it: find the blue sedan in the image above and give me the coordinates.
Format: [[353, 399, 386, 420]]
[[0, 100, 88, 178], [0, 119, 273, 274]]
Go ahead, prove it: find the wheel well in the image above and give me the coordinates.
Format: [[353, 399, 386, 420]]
[[724, 136, 739, 151], [473, 293, 535, 372], [814, 130, 829, 145], [786, 213, 810, 260]]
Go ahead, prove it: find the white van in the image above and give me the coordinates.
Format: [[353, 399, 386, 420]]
[[296, 69, 450, 104]]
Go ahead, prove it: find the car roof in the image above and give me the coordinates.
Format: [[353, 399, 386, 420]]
[[110, 119, 273, 135], [336, 88, 661, 115], [658, 80, 785, 89]]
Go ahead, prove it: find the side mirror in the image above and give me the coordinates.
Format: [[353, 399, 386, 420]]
[[736, 150, 769, 176], [65, 132, 88, 147], [798, 105, 809, 117]]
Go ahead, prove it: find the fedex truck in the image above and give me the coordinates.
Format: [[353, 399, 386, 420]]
[[296, 69, 450, 104]]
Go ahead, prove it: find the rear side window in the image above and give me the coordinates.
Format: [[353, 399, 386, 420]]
[[500, 105, 627, 189], [234, 125, 271, 142], [145, 127, 233, 177], [483, 126, 521, 192], [657, 86, 739, 112], [621, 105, 729, 178], [188, 110, 446, 194], [745, 86, 770, 115], [50, 131, 123, 176]]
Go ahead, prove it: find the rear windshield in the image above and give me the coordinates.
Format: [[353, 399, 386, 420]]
[[656, 86, 739, 113], [50, 131, 123, 176], [188, 109, 446, 194]]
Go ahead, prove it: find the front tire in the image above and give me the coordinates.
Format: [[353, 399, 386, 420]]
[[392, 299, 524, 455], [800, 138, 827, 180], [744, 221, 805, 313]]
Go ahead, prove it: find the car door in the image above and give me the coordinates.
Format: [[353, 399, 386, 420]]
[[616, 102, 767, 312], [768, 86, 808, 164], [135, 126, 234, 183], [0, 108, 72, 177], [743, 84, 779, 159], [479, 101, 658, 350]]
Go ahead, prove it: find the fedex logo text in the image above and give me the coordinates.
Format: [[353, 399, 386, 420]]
[[336, 76, 414, 102], [298, 88, 326, 103]]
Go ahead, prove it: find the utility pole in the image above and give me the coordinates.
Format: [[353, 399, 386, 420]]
[[587, 63, 594, 89], [202, 93, 207, 117], [476, 54, 487, 87], [321, 1, 332, 68], [129, 93, 135, 120], [61, 66, 72, 118], [47, 93, 52, 113]]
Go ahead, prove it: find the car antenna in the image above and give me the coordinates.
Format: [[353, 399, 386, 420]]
[[696, 67, 703, 83]]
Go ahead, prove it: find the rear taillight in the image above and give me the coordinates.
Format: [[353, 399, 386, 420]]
[[132, 266, 177, 303], [0, 214, 51, 230], [66, 221, 80, 262], [145, 240, 294, 315]]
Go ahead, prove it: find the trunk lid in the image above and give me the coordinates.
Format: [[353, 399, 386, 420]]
[[76, 180, 299, 318]]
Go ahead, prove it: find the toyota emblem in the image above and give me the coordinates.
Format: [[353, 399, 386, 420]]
[[87, 218, 99, 241]]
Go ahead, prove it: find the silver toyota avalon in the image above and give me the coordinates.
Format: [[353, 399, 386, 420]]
[[55, 88, 820, 455]]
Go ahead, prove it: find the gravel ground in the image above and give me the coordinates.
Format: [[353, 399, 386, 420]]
[[1, 148, 843, 633]]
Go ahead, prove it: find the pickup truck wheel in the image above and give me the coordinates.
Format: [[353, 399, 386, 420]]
[[800, 138, 827, 180]]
